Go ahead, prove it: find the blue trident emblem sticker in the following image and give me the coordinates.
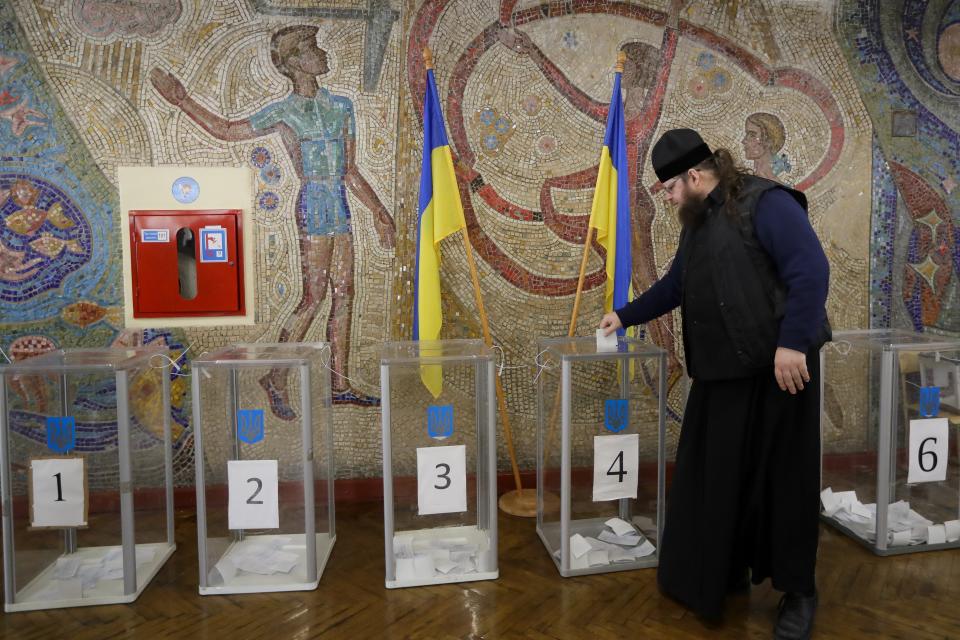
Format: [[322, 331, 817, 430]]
[[427, 405, 454, 440], [237, 409, 265, 444], [46, 416, 76, 453], [919, 386, 940, 418], [604, 399, 629, 433]]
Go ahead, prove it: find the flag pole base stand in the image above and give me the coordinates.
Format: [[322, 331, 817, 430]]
[[499, 488, 555, 518]]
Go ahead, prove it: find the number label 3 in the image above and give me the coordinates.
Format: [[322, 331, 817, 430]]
[[416, 445, 467, 516], [434, 463, 452, 490]]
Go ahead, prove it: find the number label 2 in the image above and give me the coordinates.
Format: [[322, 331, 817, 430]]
[[246, 477, 264, 504], [416, 445, 467, 516], [227, 460, 279, 530]]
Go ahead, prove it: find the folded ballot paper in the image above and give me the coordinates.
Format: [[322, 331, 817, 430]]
[[212, 537, 300, 583], [821, 487, 960, 547], [560, 518, 656, 569], [393, 532, 486, 581], [34, 545, 158, 600]]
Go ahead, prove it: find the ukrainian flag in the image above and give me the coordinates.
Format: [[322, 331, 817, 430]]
[[414, 67, 466, 398], [588, 67, 632, 334]]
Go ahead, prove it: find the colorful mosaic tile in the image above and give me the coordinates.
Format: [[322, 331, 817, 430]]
[[837, 0, 960, 335]]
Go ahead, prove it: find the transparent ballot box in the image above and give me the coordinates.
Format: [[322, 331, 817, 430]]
[[536, 337, 666, 577], [0, 348, 176, 611], [820, 329, 960, 555], [380, 340, 497, 588], [191, 343, 334, 594]]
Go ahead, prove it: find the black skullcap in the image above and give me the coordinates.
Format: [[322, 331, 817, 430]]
[[651, 128, 713, 183]]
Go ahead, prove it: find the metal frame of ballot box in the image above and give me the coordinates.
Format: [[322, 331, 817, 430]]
[[820, 329, 960, 556], [191, 343, 335, 594], [536, 336, 667, 577], [380, 339, 498, 588], [0, 348, 175, 611]]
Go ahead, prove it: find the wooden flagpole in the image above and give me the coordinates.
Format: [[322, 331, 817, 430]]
[[424, 48, 530, 516], [542, 51, 627, 469]]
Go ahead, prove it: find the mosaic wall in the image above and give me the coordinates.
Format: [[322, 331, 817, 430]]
[[0, 0, 955, 483], [393, 0, 874, 464], [835, 0, 960, 335], [0, 0, 402, 486]]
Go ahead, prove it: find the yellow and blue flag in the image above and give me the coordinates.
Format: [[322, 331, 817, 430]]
[[588, 69, 632, 335], [414, 67, 466, 397]]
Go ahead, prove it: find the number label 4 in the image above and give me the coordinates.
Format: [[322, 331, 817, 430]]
[[593, 434, 639, 502], [607, 450, 627, 482]]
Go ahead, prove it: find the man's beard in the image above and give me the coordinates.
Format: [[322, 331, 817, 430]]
[[677, 195, 710, 227]]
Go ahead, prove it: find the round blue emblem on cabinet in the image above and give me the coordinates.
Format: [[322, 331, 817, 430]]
[[172, 176, 200, 204]]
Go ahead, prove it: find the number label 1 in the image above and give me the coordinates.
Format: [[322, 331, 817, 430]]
[[416, 445, 467, 516], [227, 460, 279, 530], [53, 472, 65, 501], [908, 418, 948, 484], [593, 434, 640, 502], [29, 457, 86, 528]]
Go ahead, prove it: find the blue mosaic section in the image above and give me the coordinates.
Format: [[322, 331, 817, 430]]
[[848, 2, 960, 174], [0, 7, 191, 488], [840, 0, 960, 335], [0, 170, 94, 303], [901, 0, 958, 95], [0, 7, 117, 324], [869, 137, 898, 329]]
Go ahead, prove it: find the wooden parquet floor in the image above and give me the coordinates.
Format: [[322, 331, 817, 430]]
[[2, 502, 960, 639]]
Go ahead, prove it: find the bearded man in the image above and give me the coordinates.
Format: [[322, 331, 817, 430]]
[[600, 129, 830, 640]]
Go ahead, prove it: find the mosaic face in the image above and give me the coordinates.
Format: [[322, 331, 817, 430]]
[[741, 121, 767, 160]]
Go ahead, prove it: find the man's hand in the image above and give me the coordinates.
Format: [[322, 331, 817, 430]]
[[599, 312, 622, 336], [149, 68, 186, 107], [774, 346, 809, 395]]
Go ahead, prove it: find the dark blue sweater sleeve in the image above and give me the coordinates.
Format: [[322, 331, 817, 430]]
[[614, 244, 683, 328], [754, 188, 830, 352]]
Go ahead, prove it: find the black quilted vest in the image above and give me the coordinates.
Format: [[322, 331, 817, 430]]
[[679, 176, 831, 380]]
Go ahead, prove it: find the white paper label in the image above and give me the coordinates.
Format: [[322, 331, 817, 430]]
[[199, 226, 228, 263], [140, 229, 169, 243], [31, 457, 86, 528], [228, 460, 279, 530], [593, 434, 639, 501], [416, 445, 467, 515], [908, 418, 948, 484]]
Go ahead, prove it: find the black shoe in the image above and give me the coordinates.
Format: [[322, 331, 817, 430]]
[[774, 590, 817, 640]]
